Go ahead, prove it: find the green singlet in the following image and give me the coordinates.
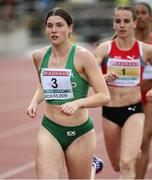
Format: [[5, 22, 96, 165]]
[[39, 45, 89, 104]]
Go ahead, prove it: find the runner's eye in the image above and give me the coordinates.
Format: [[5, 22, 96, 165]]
[[115, 19, 131, 24], [124, 19, 131, 23], [115, 19, 121, 24]]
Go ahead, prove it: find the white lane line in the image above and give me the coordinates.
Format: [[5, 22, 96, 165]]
[[0, 121, 38, 140], [0, 161, 35, 179], [0, 121, 100, 140], [0, 131, 103, 179], [0, 130, 151, 179]]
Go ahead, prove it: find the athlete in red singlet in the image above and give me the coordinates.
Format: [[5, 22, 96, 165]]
[[135, 2, 152, 179], [95, 6, 152, 179], [102, 40, 144, 88]]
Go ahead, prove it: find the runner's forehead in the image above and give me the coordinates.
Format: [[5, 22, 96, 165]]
[[114, 10, 133, 19]]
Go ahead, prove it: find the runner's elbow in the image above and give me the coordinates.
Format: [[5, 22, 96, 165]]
[[103, 94, 111, 105]]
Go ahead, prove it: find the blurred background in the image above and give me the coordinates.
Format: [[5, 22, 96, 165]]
[[1, 0, 151, 57]]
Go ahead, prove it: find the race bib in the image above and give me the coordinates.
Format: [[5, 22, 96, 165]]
[[143, 64, 152, 80], [107, 58, 140, 86], [41, 68, 74, 100]]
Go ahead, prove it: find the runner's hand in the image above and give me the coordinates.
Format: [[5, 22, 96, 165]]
[[104, 72, 119, 82], [26, 101, 38, 118], [59, 100, 82, 116], [146, 89, 152, 103]]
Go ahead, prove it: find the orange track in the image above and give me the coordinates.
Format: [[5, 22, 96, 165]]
[[0, 58, 151, 179]]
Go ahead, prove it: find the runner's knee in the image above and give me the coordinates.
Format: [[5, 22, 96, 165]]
[[120, 156, 136, 177]]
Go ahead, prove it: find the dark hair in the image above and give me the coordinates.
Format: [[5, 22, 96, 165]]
[[111, 33, 118, 40], [135, 2, 151, 15], [45, 7, 73, 26], [114, 5, 137, 21]]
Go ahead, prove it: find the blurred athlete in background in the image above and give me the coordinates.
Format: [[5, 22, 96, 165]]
[[135, 2, 152, 179]]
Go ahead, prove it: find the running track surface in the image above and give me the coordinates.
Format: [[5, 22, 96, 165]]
[[0, 57, 152, 179]]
